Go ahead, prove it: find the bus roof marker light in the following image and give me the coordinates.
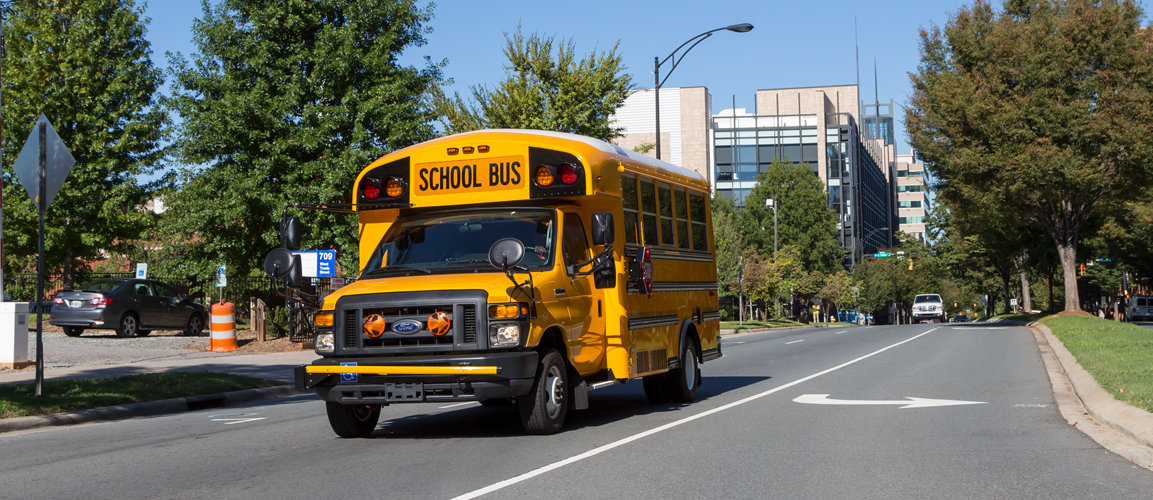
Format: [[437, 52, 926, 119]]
[[385, 177, 405, 198], [463, 146, 475, 154], [447, 147, 459, 155], [534, 165, 555, 186], [558, 163, 579, 184], [361, 178, 382, 199], [478, 145, 490, 153]]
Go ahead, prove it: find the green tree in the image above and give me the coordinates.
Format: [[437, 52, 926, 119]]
[[741, 159, 842, 274], [712, 195, 744, 300], [433, 26, 634, 142], [907, 0, 1153, 312], [162, 0, 443, 281], [1, 0, 164, 286]]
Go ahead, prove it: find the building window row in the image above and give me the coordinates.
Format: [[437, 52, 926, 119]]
[[898, 200, 923, 208], [899, 216, 925, 225], [897, 185, 924, 193]]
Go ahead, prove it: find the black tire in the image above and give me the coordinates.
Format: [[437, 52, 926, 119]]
[[665, 336, 700, 403], [517, 349, 568, 435], [325, 402, 381, 438], [642, 373, 671, 404], [116, 313, 139, 338], [184, 314, 204, 337], [63, 326, 84, 337]]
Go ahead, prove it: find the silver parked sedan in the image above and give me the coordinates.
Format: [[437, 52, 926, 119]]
[[48, 278, 208, 338]]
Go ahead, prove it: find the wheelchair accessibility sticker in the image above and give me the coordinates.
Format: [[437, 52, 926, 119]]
[[340, 362, 358, 383]]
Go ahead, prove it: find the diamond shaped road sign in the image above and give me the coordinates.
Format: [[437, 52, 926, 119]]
[[13, 114, 76, 210]]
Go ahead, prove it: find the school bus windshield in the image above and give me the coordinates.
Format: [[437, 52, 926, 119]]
[[360, 209, 556, 278]]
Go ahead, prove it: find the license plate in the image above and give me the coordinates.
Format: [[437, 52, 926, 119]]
[[70, 300, 82, 308]]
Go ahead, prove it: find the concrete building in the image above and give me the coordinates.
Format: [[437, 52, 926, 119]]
[[895, 152, 930, 242], [612, 84, 901, 268]]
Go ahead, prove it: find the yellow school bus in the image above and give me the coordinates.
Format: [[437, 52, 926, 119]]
[[289, 129, 720, 438]]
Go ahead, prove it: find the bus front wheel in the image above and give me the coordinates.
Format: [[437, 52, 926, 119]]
[[518, 348, 568, 434], [326, 402, 381, 438]]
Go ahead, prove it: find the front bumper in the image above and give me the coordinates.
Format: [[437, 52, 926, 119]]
[[912, 309, 944, 320], [296, 351, 539, 404]]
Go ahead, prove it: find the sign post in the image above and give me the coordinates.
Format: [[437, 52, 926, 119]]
[[13, 115, 76, 396], [216, 265, 227, 302]]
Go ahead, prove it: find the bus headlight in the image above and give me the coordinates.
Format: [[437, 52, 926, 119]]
[[316, 333, 335, 353], [489, 324, 520, 347]]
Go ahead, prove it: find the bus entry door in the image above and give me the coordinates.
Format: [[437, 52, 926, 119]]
[[560, 211, 605, 375]]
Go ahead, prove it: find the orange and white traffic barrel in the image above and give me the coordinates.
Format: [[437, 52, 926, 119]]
[[209, 301, 238, 352]]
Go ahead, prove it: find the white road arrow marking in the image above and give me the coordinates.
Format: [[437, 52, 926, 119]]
[[793, 394, 987, 409]]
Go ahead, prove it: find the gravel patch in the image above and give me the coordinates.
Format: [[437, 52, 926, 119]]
[[2, 324, 304, 374]]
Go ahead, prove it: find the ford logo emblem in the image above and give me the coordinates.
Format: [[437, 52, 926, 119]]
[[391, 320, 423, 335]]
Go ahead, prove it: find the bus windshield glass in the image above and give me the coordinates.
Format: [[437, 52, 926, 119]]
[[361, 209, 556, 278]]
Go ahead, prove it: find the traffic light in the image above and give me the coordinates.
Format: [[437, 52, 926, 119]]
[[908, 258, 914, 271], [1080, 264, 1086, 276]]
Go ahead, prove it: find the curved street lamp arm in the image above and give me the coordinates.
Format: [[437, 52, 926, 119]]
[[658, 31, 717, 87]]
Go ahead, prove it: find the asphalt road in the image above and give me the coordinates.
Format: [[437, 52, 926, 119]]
[[2, 323, 1151, 499]]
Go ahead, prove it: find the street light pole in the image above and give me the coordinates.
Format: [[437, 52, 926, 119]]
[[767, 198, 779, 317], [654, 23, 753, 160]]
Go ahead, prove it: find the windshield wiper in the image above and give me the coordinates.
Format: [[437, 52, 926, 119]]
[[441, 259, 493, 266], [361, 265, 433, 277]]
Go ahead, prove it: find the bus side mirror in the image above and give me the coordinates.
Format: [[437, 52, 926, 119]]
[[281, 216, 302, 251], [591, 212, 614, 247], [488, 238, 526, 270], [286, 254, 304, 289], [263, 248, 295, 278]]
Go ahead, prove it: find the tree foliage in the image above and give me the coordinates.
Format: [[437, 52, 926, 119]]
[[740, 159, 842, 274], [1, 0, 164, 285], [161, 0, 443, 280], [907, 0, 1153, 311], [433, 26, 634, 142]]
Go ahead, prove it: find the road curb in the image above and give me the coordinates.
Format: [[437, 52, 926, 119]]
[[1030, 323, 1153, 470], [0, 385, 308, 435]]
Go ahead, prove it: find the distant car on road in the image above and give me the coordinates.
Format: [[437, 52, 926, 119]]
[[48, 278, 207, 338], [954, 314, 969, 323], [1127, 296, 1153, 322], [912, 294, 947, 323]]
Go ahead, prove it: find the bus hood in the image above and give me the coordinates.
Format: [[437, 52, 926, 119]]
[[321, 273, 523, 309]]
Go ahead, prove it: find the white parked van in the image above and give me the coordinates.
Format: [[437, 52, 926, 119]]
[[1127, 296, 1153, 321], [912, 294, 946, 323]]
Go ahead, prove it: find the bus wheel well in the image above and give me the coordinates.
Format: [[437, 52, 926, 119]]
[[535, 326, 568, 360], [682, 321, 702, 361]]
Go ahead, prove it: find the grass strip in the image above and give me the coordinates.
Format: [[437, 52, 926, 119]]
[[0, 372, 283, 419], [721, 319, 804, 330], [1042, 315, 1153, 413], [991, 313, 1044, 323]]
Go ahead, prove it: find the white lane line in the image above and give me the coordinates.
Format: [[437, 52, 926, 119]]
[[786, 339, 804, 344], [835, 330, 847, 334], [451, 328, 939, 500], [438, 402, 477, 409], [729, 342, 746, 345]]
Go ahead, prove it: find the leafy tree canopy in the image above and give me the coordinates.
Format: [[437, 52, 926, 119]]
[[161, 0, 444, 280], [740, 159, 842, 274], [1, 0, 164, 285], [433, 26, 634, 142], [907, 0, 1153, 311]]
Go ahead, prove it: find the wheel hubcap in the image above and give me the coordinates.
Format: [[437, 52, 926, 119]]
[[544, 365, 565, 419], [124, 317, 136, 334], [353, 405, 375, 422]]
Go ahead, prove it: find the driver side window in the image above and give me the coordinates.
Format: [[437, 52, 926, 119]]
[[562, 212, 591, 273]]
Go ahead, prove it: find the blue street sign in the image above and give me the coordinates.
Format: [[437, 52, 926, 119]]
[[293, 250, 337, 277]]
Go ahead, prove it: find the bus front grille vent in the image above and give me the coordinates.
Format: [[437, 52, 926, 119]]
[[463, 306, 476, 343], [344, 311, 358, 348], [635, 348, 668, 375]]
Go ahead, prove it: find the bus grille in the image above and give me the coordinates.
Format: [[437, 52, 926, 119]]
[[463, 306, 476, 343], [344, 311, 358, 349]]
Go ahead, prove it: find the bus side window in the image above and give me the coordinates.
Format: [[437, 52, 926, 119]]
[[639, 178, 659, 247], [689, 190, 708, 251], [562, 212, 591, 274], [657, 183, 674, 248], [675, 186, 690, 250], [622, 174, 640, 245]]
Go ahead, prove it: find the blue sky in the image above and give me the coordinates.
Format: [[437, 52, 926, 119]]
[[143, 0, 972, 155]]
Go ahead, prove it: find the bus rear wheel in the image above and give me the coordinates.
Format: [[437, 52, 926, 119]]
[[326, 402, 381, 438], [518, 349, 568, 435], [665, 337, 700, 403]]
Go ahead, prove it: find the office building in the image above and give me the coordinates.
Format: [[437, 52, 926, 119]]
[[612, 84, 901, 268], [895, 152, 930, 242]]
